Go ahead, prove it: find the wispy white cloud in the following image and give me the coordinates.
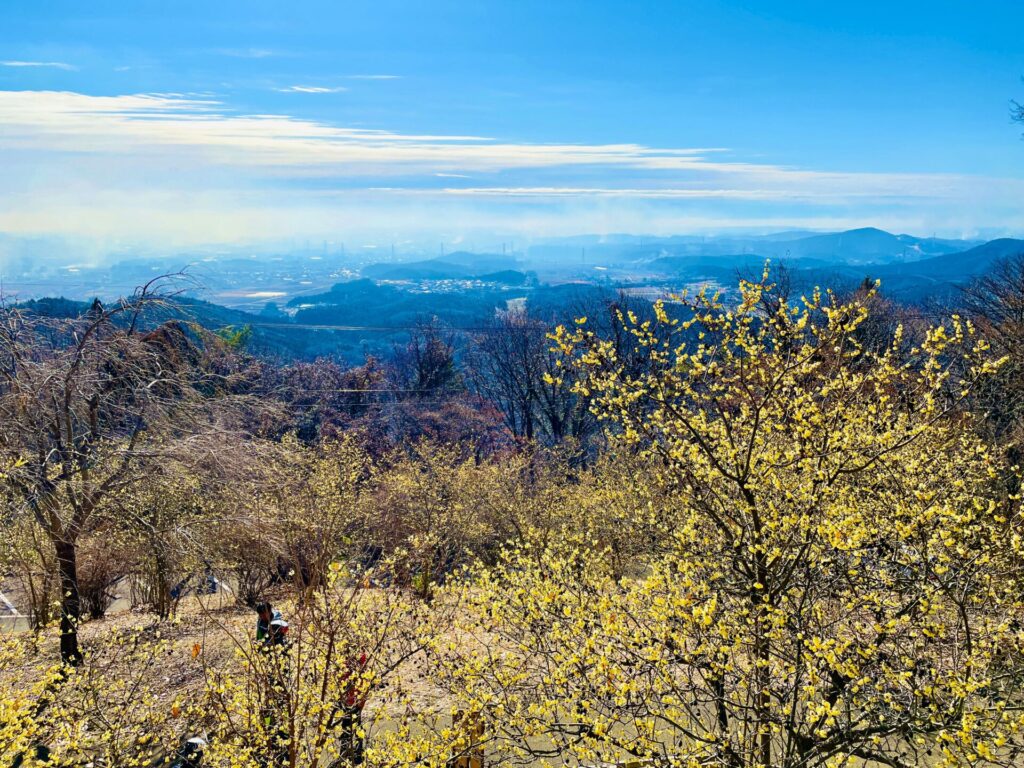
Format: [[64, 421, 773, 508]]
[[0, 89, 1021, 243], [275, 85, 348, 94], [1, 60, 76, 71], [0, 90, 988, 200], [0, 91, 780, 175], [421, 186, 919, 201]]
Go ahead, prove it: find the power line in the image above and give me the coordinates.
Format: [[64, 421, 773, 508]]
[[273, 387, 463, 394], [281, 398, 476, 409], [246, 321, 553, 333], [244, 310, 967, 335]]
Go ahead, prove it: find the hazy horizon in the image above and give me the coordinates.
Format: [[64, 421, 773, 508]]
[[1, 224, 1017, 273]]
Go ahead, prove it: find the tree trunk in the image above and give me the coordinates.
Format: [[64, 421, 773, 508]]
[[54, 538, 82, 665], [152, 540, 171, 620], [754, 563, 772, 768], [755, 630, 771, 768]]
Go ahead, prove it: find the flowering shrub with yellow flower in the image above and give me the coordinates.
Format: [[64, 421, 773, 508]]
[[432, 275, 1024, 768]]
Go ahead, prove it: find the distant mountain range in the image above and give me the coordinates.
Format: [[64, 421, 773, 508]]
[[873, 238, 1024, 279], [530, 227, 989, 267], [764, 227, 974, 263], [637, 230, 1024, 301], [10, 226, 1024, 364], [7, 228, 1024, 358], [344, 227, 1024, 304], [360, 228, 991, 280]]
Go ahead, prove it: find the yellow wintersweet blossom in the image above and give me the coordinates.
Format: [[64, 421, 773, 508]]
[[435, 276, 1024, 768]]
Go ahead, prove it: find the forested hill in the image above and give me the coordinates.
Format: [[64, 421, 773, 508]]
[[12, 282, 630, 363], [13, 295, 319, 360], [13, 233, 1024, 361]]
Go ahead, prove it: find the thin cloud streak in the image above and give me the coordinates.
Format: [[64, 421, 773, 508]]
[[1, 60, 77, 71], [275, 85, 348, 93], [425, 186, 941, 201]]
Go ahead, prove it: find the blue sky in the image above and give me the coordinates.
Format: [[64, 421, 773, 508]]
[[1, 0, 1023, 249]]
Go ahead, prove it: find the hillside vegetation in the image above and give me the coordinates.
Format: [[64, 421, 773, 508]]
[[4, 260, 1024, 768]]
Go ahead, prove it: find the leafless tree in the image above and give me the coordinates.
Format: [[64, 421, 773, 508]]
[[466, 309, 594, 444], [468, 294, 663, 448], [466, 312, 547, 442], [961, 253, 1024, 452], [390, 318, 462, 398], [0, 278, 256, 663], [962, 254, 1024, 356], [568, 288, 658, 387]]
